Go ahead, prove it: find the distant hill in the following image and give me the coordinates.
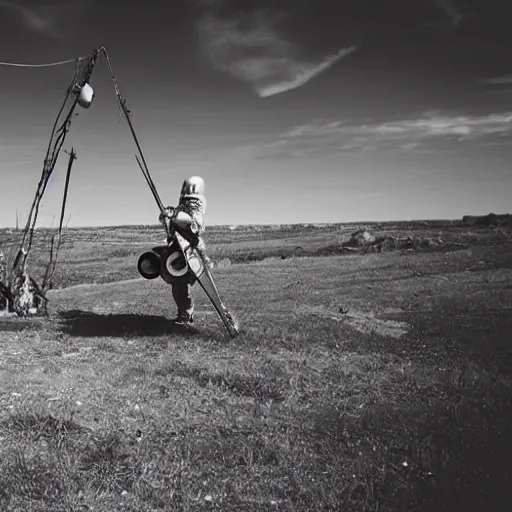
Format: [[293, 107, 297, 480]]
[[0, 218, 463, 234], [462, 213, 512, 226], [1, 215, 510, 236]]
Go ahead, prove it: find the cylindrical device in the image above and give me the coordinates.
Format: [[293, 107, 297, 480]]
[[77, 83, 95, 108], [159, 241, 196, 285], [137, 251, 161, 279]]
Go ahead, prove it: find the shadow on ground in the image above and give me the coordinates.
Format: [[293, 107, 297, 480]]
[[57, 310, 198, 338]]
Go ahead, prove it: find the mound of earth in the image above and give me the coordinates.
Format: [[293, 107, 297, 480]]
[[462, 213, 512, 226], [341, 229, 444, 254]]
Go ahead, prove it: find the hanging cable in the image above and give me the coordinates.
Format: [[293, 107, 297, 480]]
[[0, 56, 85, 68]]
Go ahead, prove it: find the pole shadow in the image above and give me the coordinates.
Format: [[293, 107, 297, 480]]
[[57, 310, 199, 338]]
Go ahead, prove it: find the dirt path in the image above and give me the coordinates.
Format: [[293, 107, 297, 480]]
[[46, 277, 146, 294]]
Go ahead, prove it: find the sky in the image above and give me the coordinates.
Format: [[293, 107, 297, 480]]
[[0, 0, 511, 227]]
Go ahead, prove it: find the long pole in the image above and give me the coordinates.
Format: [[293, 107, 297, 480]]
[[59, 148, 76, 235], [41, 147, 77, 291], [100, 47, 166, 217], [135, 155, 165, 213]]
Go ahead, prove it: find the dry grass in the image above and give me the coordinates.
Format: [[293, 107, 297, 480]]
[[0, 223, 511, 511], [2, 220, 509, 289]]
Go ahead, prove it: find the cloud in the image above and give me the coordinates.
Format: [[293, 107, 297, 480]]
[[194, 7, 357, 98], [479, 75, 512, 86], [0, 0, 90, 37], [253, 112, 512, 158], [477, 75, 512, 102], [0, 1, 53, 35], [257, 47, 357, 98], [423, 0, 466, 31], [433, 0, 466, 27]]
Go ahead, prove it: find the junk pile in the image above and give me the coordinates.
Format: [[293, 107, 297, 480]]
[[0, 50, 99, 316], [341, 229, 445, 254]]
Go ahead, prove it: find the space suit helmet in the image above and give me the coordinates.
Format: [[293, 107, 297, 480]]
[[180, 176, 205, 200]]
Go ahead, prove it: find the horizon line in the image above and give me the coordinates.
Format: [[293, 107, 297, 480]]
[[2, 214, 509, 231]]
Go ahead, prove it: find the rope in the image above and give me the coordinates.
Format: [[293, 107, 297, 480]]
[[0, 57, 84, 68]]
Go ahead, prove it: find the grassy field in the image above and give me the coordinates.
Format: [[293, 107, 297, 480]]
[[1, 219, 510, 288], [0, 221, 511, 511]]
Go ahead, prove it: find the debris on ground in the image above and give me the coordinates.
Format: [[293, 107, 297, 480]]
[[340, 229, 447, 254], [2, 268, 48, 317], [1, 251, 48, 317]]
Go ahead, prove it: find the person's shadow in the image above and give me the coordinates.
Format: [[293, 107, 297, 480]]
[[57, 310, 198, 338]]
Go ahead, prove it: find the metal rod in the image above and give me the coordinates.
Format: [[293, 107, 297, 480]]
[[135, 155, 165, 213], [101, 47, 166, 217], [134, 152, 161, 204]]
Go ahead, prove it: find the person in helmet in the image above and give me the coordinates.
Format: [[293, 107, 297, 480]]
[[159, 176, 212, 325]]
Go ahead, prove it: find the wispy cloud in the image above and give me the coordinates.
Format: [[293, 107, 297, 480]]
[[0, 1, 53, 36], [424, 0, 466, 31], [433, 0, 466, 27], [0, 0, 89, 37], [477, 75, 512, 102], [253, 112, 512, 159], [479, 75, 512, 86], [194, 7, 357, 98], [257, 47, 357, 98]]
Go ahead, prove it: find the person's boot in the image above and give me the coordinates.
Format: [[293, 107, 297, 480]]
[[173, 312, 194, 325]]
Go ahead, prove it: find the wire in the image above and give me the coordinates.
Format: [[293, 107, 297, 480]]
[[0, 56, 84, 68]]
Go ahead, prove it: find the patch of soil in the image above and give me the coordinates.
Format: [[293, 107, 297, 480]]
[[296, 305, 409, 339]]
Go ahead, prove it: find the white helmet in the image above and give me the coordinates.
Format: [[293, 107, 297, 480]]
[[180, 176, 205, 200]]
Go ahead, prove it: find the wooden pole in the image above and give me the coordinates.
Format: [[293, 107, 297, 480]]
[[58, 148, 76, 236]]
